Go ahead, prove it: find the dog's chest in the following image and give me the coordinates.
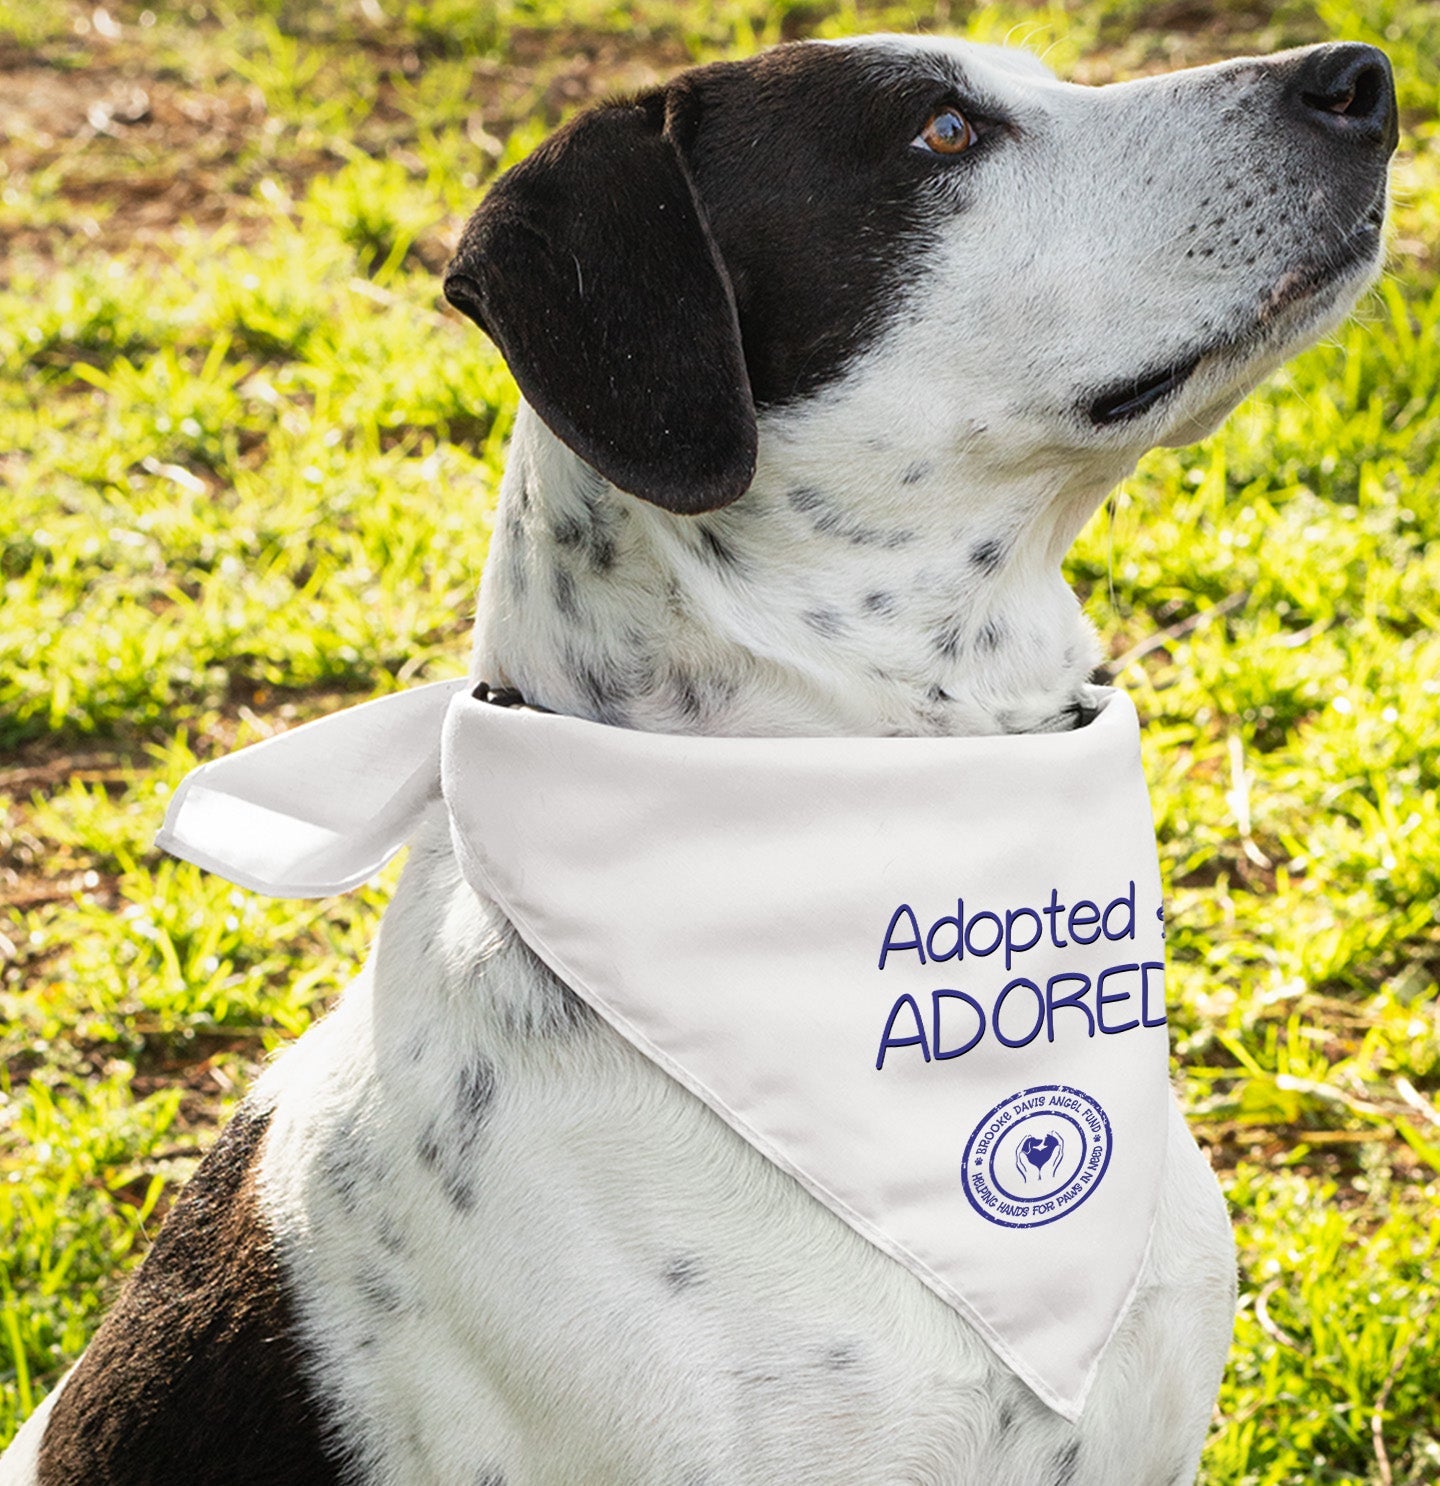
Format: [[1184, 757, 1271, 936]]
[[251, 825, 1228, 1486]]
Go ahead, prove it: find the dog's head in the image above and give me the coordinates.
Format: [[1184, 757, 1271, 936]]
[[444, 36, 1396, 517]]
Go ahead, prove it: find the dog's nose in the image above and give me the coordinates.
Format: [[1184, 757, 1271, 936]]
[[1288, 43, 1398, 154]]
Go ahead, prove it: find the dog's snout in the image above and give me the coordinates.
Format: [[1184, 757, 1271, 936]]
[[1288, 42, 1398, 154]]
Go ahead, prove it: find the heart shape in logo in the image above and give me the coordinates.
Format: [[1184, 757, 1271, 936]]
[[1018, 1131, 1061, 1179]]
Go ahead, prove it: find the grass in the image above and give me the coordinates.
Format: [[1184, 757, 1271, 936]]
[[1, 0, 1437, 1479]]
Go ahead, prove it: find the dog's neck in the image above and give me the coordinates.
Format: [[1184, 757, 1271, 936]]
[[471, 402, 1129, 738]]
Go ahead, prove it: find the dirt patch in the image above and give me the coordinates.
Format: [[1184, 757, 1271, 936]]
[[2, 58, 283, 259], [0, 15, 693, 266]]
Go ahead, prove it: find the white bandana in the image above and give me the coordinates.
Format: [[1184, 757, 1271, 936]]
[[157, 680, 1175, 1421]]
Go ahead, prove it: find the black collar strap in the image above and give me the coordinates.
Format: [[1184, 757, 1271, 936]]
[[472, 681, 553, 712], [1064, 697, 1103, 730], [474, 682, 1100, 731]]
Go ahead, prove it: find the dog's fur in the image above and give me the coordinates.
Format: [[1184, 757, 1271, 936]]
[[3, 32, 1395, 1486]]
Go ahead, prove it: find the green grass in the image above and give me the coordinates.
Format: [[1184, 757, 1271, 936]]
[[2, 0, 1438, 1480]]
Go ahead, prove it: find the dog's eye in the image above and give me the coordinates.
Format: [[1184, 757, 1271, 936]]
[[915, 107, 974, 155]]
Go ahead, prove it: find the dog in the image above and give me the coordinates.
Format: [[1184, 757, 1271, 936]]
[[2, 31, 1396, 1486]]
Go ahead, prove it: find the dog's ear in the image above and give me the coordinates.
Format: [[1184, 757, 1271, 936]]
[[443, 91, 757, 515]]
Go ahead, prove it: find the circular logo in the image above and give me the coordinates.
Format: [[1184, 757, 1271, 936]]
[[961, 1084, 1113, 1229]]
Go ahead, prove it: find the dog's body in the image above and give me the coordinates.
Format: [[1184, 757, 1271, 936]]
[[3, 33, 1395, 1486]]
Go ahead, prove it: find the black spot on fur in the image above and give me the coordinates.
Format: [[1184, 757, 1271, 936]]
[[458, 1056, 498, 1121], [803, 607, 846, 637], [900, 460, 931, 486], [788, 485, 914, 549], [969, 536, 1006, 574], [475, 1472, 506, 1486], [356, 1267, 404, 1315], [862, 590, 897, 617], [672, 671, 706, 724], [977, 618, 1006, 651], [36, 1104, 345, 1484], [439, 1167, 478, 1215], [416, 1060, 499, 1215], [504, 513, 528, 596], [822, 1341, 861, 1369], [996, 1401, 1016, 1436], [579, 664, 630, 725], [375, 1214, 409, 1257], [317, 1148, 361, 1215], [926, 684, 953, 703], [552, 566, 579, 620], [553, 514, 586, 548], [589, 527, 618, 570], [697, 523, 740, 568], [663, 1255, 705, 1291], [553, 487, 620, 572], [1051, 1440, 1081, 1486], [314, 1109, 381, 1219], [931, 617, 963, 660]]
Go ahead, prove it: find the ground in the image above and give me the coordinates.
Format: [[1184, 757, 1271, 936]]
[[1, 1, 1438, 1481]]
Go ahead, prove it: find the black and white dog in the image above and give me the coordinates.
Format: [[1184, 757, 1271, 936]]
[[3, 32, 1395, 1486]]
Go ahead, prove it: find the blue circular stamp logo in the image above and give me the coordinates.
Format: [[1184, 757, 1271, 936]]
[[961, 1084, 1113, 1229]]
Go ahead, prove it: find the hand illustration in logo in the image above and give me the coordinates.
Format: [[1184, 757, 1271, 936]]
[[1016, 1129, 1063, 1182]]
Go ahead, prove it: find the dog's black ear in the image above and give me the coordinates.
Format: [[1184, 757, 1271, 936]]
[[443, 91, 757, 515]]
